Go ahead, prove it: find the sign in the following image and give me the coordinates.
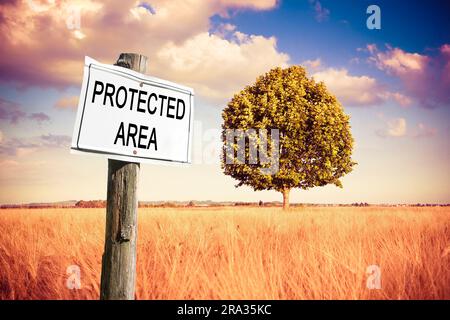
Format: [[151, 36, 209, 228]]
[[71, 56, 194, 164]]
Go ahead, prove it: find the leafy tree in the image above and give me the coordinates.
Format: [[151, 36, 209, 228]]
[[221, 66, 356, 209]]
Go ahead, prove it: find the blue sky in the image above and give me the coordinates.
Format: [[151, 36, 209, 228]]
[[214, 0, 450, 54]]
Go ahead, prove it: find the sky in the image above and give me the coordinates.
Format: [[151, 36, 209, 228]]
[[0, 0, 449, 204]]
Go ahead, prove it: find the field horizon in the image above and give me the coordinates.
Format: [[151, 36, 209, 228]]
[[1, 199, 449, 209]]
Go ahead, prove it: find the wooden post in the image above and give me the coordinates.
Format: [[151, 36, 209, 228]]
[[100, 53, 147, 300]]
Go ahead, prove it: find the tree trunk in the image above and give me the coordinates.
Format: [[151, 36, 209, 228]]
[[100, 53, 147, 300], [282, 188, 290, 210]]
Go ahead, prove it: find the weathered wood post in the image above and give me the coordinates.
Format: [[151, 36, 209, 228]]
[[100, 53, 147, 300]]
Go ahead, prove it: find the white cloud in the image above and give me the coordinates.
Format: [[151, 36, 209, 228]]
[[368, 44, 428, 74], [218, 0, 278, 12], [156, 31, 289, 102], [387, 118, 407, 137], [313, 68, 381, 106], [0, 0, 286, 104], [377, 117, 407, 138], [302, 58, 322, 71], [312, 67, 412, 107], [376, 117, 437, 139]]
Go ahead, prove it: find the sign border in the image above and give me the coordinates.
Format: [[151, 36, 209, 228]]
[[71, 56, 194, 165]]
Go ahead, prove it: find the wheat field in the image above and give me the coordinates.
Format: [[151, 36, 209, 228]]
[[0, 206, 449, 300]]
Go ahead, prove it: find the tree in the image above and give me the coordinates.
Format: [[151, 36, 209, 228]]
[[221, 66, 356, 210]]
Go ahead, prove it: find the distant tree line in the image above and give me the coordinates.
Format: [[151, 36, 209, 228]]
[[75, 200, 106, 208], [0, 201, 449, 209]]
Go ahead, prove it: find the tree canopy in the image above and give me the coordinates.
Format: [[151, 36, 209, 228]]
[[221, 66, 356, 209]]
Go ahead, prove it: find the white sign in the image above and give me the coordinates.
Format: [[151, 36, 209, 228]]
[[71, 56, 194, 164]]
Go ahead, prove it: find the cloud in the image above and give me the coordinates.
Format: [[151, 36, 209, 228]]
[[380, 91, 412, 107], [0, 98, 50, 124], [0, 98, 26, 124], [0, 0, 284, 104], [40, 134, 72, 148], [29, 112, 50, 123], [302, 58, 322, 71], [0, 133, 71, 156], [0, 136, 38, 156], [309, 0, 330, 22], [55, 95, 79, 110], [211, 23, 237, 38], [156, 31, 289, 101], [376, 117, 407, 138], [413, 123, 437, 138], [375, 116, 436, 139], [367, 44, 450, 108], [369, 45, 427, 73], [218, 0, 278, 12], [312, 68, 411, 107]]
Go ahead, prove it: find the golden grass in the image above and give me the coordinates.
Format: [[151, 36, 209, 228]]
[[0, 206, 449, 300]]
